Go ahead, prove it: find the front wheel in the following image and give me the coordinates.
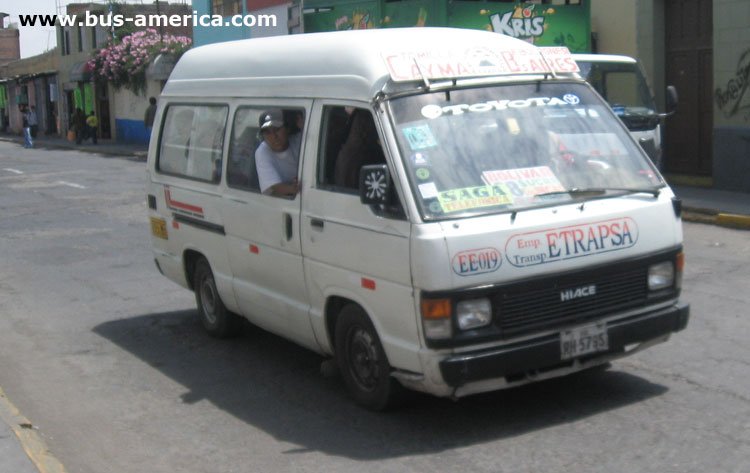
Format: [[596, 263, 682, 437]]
[[335, 304, 404, 410], [193, 258, 242, 338]]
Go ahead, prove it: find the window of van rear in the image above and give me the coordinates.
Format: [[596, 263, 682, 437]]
[[157, 104, 228, 183]]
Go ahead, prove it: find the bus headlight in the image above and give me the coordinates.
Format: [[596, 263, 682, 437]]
[[457, 298, 492, 330], [648, 261, 674, 291]]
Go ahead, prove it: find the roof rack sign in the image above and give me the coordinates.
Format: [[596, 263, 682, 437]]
[[383, 46, 579, 83]]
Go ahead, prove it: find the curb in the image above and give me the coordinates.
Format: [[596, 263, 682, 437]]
[[0, 387, 68, 473], [682, 207, 750, 230], [0, 136, 145, 159], [716, 213, 750, 230]]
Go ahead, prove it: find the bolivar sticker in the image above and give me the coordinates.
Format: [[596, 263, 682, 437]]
[[505, 217, 639, 267], [438, 185, 512, 213], [482, 166, 564, 200], [452, 247, 502, 277]]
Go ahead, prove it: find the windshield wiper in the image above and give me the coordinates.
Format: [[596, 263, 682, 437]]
[[534, 187, 661, 199]]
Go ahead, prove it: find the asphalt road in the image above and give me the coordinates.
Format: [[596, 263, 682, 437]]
[[0, 141, 748, 473]]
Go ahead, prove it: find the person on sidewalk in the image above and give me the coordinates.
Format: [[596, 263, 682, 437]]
[[27, 106, 38, 139], [86, 112, 98, 145], [144, 97, 157, 135], [21, 106, 34, 149], [73, 108, 86, 145]]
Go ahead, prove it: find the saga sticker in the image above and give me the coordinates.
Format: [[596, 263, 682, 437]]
[[482, 166, 565, 201], [402, 125, 438, 150], [452, 247, 502, 277], [505, 217, 639, 267], [438, 185, 512, 213]]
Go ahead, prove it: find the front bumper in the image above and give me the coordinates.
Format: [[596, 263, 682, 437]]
[[439, 302, 689, 387]]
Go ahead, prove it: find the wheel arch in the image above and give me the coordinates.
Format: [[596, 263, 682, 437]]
[[183, 249, 206, 291], [325, 295, 377, 356]]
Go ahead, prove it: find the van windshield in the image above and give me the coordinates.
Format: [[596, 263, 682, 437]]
[[388, 82, 663, 221]]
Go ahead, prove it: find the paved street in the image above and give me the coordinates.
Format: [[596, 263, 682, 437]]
[[0, 141, 748, 473]]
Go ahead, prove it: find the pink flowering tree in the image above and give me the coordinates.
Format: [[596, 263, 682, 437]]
[[88, 29, 191, 94]]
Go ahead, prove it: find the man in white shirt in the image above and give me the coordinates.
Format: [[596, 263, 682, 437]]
[[255, 109, 302, 197]]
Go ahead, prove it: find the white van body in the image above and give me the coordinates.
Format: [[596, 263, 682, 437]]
[[572, 54, 665, 168], [147, 28, 689, 409]]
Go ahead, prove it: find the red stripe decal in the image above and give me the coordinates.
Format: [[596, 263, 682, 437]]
[[164, 187, 204, 215]]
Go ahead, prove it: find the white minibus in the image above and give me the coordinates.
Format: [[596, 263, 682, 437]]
[[147, 28, 689, 410]]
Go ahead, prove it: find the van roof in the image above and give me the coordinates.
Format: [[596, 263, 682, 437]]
[[572, 53, 638, 64], [163, 28, 543, 101]]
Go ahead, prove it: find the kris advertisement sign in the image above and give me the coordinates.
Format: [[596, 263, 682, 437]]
[[303, 1, 591, 53]]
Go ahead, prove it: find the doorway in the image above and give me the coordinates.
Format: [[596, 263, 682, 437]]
[[664, 0, 713, 175]]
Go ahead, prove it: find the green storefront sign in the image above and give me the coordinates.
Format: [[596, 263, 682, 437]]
[[303, 0, 591, 52]]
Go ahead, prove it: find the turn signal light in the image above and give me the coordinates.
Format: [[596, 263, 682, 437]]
[[421, 298, 451, 320], [421, 298, 452, 340]]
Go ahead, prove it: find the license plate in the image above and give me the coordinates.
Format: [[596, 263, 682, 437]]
[[560, 322, 608, 360], [150, 217, 168, 240]]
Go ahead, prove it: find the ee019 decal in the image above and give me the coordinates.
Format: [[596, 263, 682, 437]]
[[452, 247, 502, 276]]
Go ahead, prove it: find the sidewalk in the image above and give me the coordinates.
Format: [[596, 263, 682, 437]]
[[1, 132, 748, 229], [0, 132, 147, 161], [672, 185, 750, 229]]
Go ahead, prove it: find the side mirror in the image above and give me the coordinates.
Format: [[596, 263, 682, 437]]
[[359, 164, 393, 206], [661, 85, 678, 118]]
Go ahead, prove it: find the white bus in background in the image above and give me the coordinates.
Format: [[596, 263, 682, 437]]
[[146, 28, 690, 410], [573, 54, 678, 170]]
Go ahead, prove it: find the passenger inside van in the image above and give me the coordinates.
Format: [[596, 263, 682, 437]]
[[255, 109, 303, 198], [333, 109, 385, 189]]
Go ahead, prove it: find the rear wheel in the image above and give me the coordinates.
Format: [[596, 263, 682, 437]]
[[335, 304, 403, 410], [193, 258, 242, 338]]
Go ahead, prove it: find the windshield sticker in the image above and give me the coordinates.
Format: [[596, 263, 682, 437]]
[[505, 217, 639, 268], [452, 248, 502, 277], [416, 168, 431, 180], [438, 185, 512, 213], [411, 152, 430, 165], [402, 125, 437, 150], [482, 166, 565, 202], [418, 182, 439, 199], [429, 201, 444, 214], [421, 96, 581, 120]]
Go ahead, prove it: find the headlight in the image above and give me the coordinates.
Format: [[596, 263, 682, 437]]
[[648, 262, 674, 290], [457, 298, 492, 330]]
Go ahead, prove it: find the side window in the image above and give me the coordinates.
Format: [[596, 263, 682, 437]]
[[318, 106, 386, 193], [227, 107, 262, 191], [158, 104, 228, 183], [227, 107, 305, 195]]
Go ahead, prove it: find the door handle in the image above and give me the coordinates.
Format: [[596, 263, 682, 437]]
[[284, 213, 293, 241], [310, 218, 325, 230]]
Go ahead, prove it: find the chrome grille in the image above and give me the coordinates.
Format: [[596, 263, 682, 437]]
[[495, 267, 648, 337]]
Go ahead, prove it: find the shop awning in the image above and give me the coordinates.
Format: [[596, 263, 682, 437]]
[[69, 62, 92, 82]]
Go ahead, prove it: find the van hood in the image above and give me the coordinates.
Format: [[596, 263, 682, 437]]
[[411, 189, 682, 292]]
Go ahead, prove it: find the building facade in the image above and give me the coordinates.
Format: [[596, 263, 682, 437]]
[[192, 0, 300, 47], [0, 50, 59, 136], [0, 13, 21, 132], [593, 0, 749, 191], [57, 2, 192, 144]]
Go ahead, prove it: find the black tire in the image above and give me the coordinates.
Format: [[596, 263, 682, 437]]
[[193, 258, 242, 338], [335, 304, 404, 411]]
